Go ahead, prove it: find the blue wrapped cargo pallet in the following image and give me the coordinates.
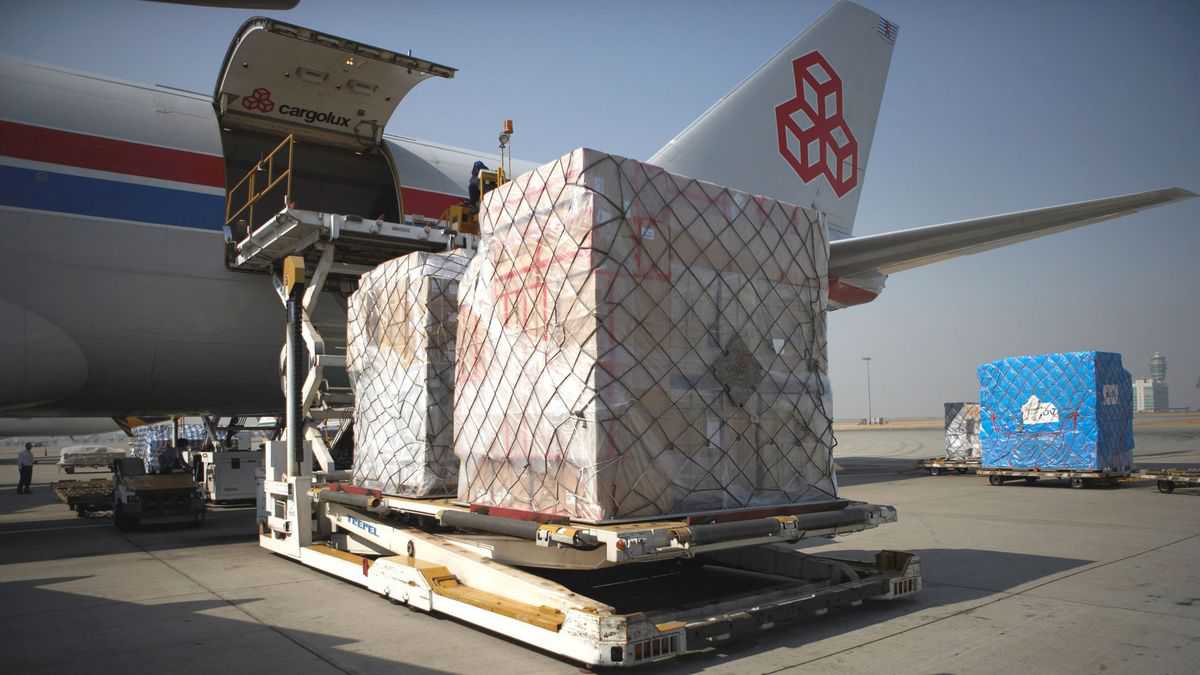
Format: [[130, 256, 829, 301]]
[[978, 352, 1134, 472]]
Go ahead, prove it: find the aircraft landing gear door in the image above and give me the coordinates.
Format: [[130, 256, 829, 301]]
[[214, 18, 456, 150]]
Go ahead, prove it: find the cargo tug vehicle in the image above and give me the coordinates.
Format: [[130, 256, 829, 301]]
[[216, 31, 920, 662]]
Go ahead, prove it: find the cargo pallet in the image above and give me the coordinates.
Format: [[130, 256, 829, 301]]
[[1138, 468, 1200, 494], [977, 468, 1130, 489], [53, 478, 114, 517], [917, 457, 980, 476], [230, 176, 922, 665]]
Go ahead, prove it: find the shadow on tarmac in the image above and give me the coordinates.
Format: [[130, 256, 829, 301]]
[[834, 456, 934, 487], [0, 507, 258, 565], [649, 547, 1092, 673], [0, 497, 1100, 673], [0, 575, 457, 675], [0, 486, 64, 515]]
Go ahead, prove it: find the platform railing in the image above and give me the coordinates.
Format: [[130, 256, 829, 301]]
[[225, 134, 295, 234]]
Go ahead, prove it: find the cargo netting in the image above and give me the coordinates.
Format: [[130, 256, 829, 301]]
[[944, 402, 981, 461], [454, 148, 836, 522], [347, 250, 471, 496]]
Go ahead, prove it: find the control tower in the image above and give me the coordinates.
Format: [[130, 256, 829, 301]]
[[1134, 353, 1171, 412], [1150, 352, 1167, 384]]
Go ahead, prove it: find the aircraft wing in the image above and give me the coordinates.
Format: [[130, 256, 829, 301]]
[[829, 187, 1195, 279]]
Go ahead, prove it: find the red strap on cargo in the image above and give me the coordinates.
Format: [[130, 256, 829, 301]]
[[468, 504, 569, 524], [326, 481, 382, 499]]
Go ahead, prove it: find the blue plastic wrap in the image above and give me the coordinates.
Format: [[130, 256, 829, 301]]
[[978, 352, 1133, 471]]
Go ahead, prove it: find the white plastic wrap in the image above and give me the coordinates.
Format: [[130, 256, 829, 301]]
[[944, 402, 981, 461], [59, 445, 126, 468], [130, 424, 204, 473], [347, 250, 471, 496], [454, 148, 836, 522]]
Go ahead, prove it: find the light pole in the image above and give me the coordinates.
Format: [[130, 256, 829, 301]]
[[862, 356, 873, 424]]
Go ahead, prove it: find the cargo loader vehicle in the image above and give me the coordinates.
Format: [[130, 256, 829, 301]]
[[227, 177, 922, 665], [258, 437, 921, 667]]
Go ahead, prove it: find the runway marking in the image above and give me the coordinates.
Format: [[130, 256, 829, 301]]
[[118, 533, 355, 675], [762, 531, 1200, 674], [930, 579, 1200, 622]]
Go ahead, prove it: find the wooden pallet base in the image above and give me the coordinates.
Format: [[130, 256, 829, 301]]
[[977, 468, 1130, 489]]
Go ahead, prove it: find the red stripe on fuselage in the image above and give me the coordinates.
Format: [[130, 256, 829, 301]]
[[829, 277, 879, 307], [0, 120, 225, 188], [401, 186, 463, 219], [0, 120, 470, 222]]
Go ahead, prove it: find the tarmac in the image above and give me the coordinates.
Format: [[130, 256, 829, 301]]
[[2, 424, 1199, 674]]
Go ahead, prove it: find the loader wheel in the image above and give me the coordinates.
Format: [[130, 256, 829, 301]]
[[1157, 480, 1176, 494], [988, 475, 1005, 486], [928, 467, 941, 476], [957, 468, 969, 475], [1070, 477, 1085, 489]]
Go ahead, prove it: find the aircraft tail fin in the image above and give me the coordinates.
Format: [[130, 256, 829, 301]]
[[649, 1, 896, 239]]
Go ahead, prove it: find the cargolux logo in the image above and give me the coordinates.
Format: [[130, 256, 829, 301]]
[[242, 87, 275, 113], [775, 51, 858, 198], [240, 87, 351, 128]]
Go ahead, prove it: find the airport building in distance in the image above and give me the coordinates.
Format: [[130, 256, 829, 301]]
[[1133, 352, 1170, 413]]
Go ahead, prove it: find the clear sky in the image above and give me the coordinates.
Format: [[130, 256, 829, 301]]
[[3, 0, 1197, 417]]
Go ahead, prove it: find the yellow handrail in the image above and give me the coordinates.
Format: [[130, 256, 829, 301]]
[[225, 134, 295, 231]]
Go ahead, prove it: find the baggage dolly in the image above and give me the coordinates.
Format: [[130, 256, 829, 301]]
[[1138, 468, 1200, 494], [917, 457, 980, 476], [53, 478, 114, 517], [977, 467, 1130, 489]]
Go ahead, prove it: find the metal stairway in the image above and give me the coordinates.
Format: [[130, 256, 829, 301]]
[[223, 134, 476, 472]]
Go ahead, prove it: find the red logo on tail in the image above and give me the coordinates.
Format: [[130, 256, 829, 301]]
[[242, 88, 275, 113], [775, 52, 858, 197]]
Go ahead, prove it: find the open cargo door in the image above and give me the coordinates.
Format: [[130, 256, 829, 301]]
[[214, 18, 458, 236], [214, 18, 455, 149]]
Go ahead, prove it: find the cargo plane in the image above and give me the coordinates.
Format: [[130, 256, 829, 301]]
[[0, 1, 1192, 420]]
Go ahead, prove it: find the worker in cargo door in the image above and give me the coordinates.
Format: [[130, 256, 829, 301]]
[[468, 161, 488, 208], [16, 442, 34, 494]]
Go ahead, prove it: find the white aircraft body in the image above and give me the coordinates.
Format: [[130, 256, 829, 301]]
[[0, 1, 1192, 418]]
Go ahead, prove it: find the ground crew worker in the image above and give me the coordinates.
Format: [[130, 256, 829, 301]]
[[468, 161, 488, 207], [158, 438, 190, 474], [175, 438, 193, 472], [17, 442, 34, 494]]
